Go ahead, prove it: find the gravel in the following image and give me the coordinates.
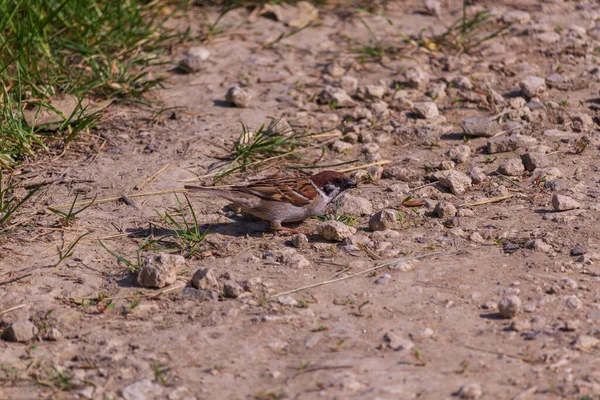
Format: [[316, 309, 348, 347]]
[[368, 209, 397, 231], [413, 102, 439, 119], [520, 152, 550, 171], [438, 170, 472, 195], [383, 331, 414, 351], [137, 253, 184, 288], [225, 86, 252, 108], [317, 220, 357, 241], [461, 117, 499, 137], [180, 46, 210, 72], [552, 194, 580, 211], [2, 320, 38, 342], [191, 267, 218, 290], [448, 145, 471, 163], [457, 383, 483, 399], [434, 201, 457, 218], [498, 158, 525, 176], [519, 76, 546, 98], [223, 280, 244, 298], [318, 86, 358, 107], [498, 295, 522, 318]]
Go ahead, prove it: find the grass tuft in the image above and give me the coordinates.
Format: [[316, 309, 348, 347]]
[[0, 0, 186, 166]]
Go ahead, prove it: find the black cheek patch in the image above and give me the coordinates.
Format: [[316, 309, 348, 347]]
[[322, 182, 338, 197]]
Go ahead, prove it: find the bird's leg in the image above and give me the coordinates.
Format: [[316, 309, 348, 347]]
[[270, 221, 309, 236]]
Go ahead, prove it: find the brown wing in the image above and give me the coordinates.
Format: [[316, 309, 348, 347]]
[[236, 177, 316, 207]]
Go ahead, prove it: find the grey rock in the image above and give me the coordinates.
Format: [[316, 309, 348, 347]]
[[335, 193, 373, 216], [369, 209, 397, 231], [317, 220, 357, 241], [277, 248, 311, 269], [457, 383, 483, 399], [552, 194, 580, 211], [374, 273, 391, 285], [225, 86, 252, 108], [498, 295, 522, 318], [180, 46, 210, 72], [413, 102, 439, 119], [383, 332, 414, 351], [223, 281, 244, 298], [291, 233, 309, 249], [177, 287, 219, 302], [545, 179, 568, 192], [339, 76, 358, 92], [520, 152, 549, 172], [502, 10, 531, 24], [121, 379, 163, 400], [498, 158, 525, 176], [404, 67, 430, 90], [487, 134, 537, 154], [573, 335, 600, 351], [565, 295, 582, 309], [448, 145, 471, 163], [519, 76, 546, 98], [278, 296, 298, 306], [330, 139, 354, 153], [469, 167, 487, 184], [191, 268, 218, 290], [438, 170, 472, 195], [450, 76, 473, 90], [461, 117, 499, 137], [2, 320, 38, 342], [45, 328, 62, 341], [570, 246, 586, 256], [318, 86, 357, 107], [137, 253, 184, 288], [434, 201, 457, 218]]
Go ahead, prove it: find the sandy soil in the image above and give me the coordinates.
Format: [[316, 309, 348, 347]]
[[2, 1, 600, 399]]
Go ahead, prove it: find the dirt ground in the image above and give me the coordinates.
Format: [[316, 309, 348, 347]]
[[2, 1, 600, 399]]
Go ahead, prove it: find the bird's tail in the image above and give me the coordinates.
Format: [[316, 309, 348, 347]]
[[184, 185, 238, 202]]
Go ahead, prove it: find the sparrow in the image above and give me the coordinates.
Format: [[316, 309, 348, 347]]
[[184, 171, 357, 233]]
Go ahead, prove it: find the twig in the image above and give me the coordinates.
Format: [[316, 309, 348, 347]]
[[409, 181, 438, 192], [272, 248, 482, 298], [459, 195, 512, 208], [134, 161, 177, 190], [68, 281, 186, 303], [337, 160, 391, 173], [0, 304, 27, 316]]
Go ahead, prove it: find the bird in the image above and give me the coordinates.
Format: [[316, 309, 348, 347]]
[[184, 170, 357, 234]]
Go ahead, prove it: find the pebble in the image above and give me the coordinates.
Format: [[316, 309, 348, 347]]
[[177, 287, 219, 302], [498, 158, 524, 176], [565, 295, 582, 309], [498, 295, 522, 318], [277, 248, 311, 268], [317, 220, 357, 241], [369, 209, 397, 231], [278, 296, 298, 306], [413, 102, 439, 119], [520, 152, 550, 172], [434, 201, 457, 218], [461, 117, 499, 137], [121, 380, 163, 400], [573, 335, 599, 352], [339, 76, 358, 92], [225, 86, 252, 108], [457, 383, 483, 399], [404, 67, 430, 90], [223, 280, 244, 298], [448, 145, 471, 163], [330, 139, 354, 153], [375, 273, 391, 285], [180, 46, 210, 72], [191, 267, 218, 290], [469, 167, 487, 184], [318, 86, 357, 107], [529, 239, 553, 253], [137, 253, 184, 288], [519, 76, 546, 98], [291, 233, 309, 249], [383, 332, 414, 351], [537, 32, 560, 43], [510, 319, 532, 332], [487, 134, 537, 154], [438, 170, 472, 195], [570, 245, 586, 256], [552, 194, 580, 211], [1, 320, 38, 342], [45, 327, 62, 341]]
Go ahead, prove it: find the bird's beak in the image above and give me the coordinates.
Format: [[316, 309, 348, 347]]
[[346, 180, 358, 189]]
